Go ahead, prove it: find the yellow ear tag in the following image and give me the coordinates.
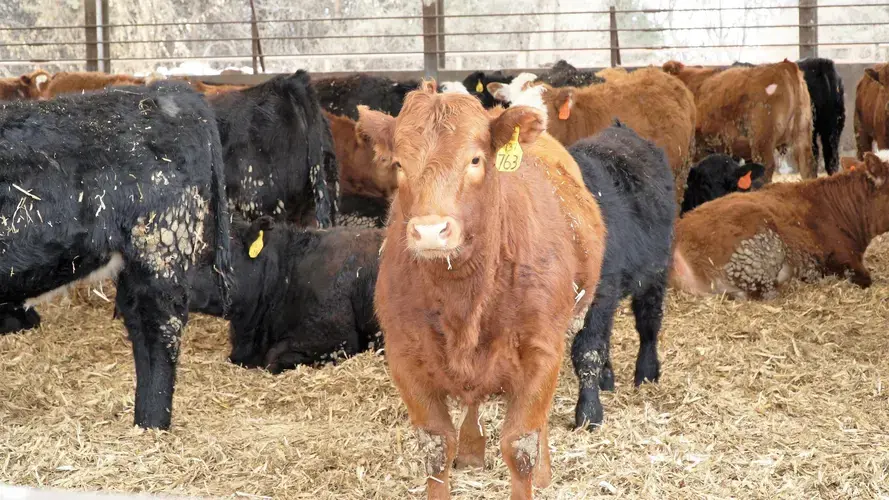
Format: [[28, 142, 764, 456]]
[[475, 80, 484, 93], [248, 230, 264, 258], [495, 126, 523, 173]]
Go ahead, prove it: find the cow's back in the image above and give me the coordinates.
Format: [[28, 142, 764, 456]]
[[696, 61, 806, 160], [0, 81, 220, 301]]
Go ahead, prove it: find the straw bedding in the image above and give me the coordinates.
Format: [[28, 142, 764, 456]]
[[1, 178, 887, 499]]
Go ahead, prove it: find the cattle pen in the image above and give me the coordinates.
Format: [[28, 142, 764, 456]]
[[1, 1, 889, 499]]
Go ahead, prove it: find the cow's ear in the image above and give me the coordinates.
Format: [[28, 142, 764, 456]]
[[357, 105, 395, 162], [736, 163, 765, 190], [550, 87, 575, 120], [863, 153, 888, 187], [866, 68, 881, 84], [486, 82, 507, 102], [490, 105, 545, 151]]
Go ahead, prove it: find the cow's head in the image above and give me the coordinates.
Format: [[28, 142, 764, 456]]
[[327, 110, 397, 200], [487, 72, 538, 106], [18, 70, 51, 100], [358, 81, 545, 260], [460, 71, 514, 109], [680, 155, 766, 215]]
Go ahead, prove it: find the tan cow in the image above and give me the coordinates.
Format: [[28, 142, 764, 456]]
[[361, 82, 606, 499]]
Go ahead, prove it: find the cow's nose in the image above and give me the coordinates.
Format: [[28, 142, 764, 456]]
[[412, 221, 450, 245], [407, 215, 460, 252]]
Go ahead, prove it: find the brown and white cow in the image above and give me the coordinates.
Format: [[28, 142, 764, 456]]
[[36, 71, 145, 99], [490, 67, 695, 206], [672, 151, 889, 299], [360, 82, 605, 499], [663, 59, 814, 181], [855, 64, 889, 158]]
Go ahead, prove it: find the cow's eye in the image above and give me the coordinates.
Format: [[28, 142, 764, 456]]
[[471, 157, 480, 165], [393, 161, 402, 170]]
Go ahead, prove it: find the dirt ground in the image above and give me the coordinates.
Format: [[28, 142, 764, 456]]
[[1, 184, 888, 499]]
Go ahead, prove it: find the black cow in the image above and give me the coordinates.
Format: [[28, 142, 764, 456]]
[[209, 71, 337, 228], [460, 70, 515, 108], [0, 81, 231, 429], [680, 154, 766, 215], [190, 217, 381, 374], [539, 59, 605, 87], [312, 73, 419, 120], [569, 121, 675, 430], [0, 303, 39, 334], [797, 58, 845, 175]]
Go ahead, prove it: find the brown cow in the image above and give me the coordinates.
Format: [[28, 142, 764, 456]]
[[489, 67, 695, 206], [855, 64, 889, 158], [360, 83, 605, 499], [671, 151, 889, 299], [0, 70, 49, 101], [664, 59, 814, 181], [38, 71, 145, 99], [0, 77, 30, 101], [324, 110, 396, 201]]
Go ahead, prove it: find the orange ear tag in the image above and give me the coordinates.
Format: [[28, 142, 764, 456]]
[[558, 100, 571, 120], [475, 80, 484, 93], [738, 171, 752, 190], [495, 126, 523, 173], [849, 165, 857, 172]]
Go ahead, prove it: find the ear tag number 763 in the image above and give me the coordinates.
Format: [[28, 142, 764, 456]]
[[495, 125, 523, 173]]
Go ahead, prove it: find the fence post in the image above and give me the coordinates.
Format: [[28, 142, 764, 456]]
[[85, 0, 98, 71], [799, 0, 818, 59], [249, 0, 265, 73], [436, 0, 446, 70], [98, 0, 110, 72], [609, 6, 621, 67], [422, 0, 439, 79]]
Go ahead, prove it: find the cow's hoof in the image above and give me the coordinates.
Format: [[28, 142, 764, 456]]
[[574, 389, 603, 431], [634, 355, 661, 387]]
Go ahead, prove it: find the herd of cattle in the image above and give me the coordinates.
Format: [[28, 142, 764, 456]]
[[1, 55, 888, 497]]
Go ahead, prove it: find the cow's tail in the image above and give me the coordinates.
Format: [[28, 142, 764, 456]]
[[208, 121, 234, 315]]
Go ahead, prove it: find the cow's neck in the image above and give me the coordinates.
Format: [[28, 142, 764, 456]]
[[808, 175, 875, 252]]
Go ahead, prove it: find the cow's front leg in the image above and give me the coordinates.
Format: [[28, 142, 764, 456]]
[[116, 266, 188, 430], [389, 358, 456, 499], [502, 346, 561, 499]]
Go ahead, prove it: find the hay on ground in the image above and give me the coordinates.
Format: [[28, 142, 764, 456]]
[[1, 178, 888, 499]]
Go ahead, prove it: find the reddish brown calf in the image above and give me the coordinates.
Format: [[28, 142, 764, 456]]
[[361, 83, 605, 499], [323, 110, 396, 200], [672, 152, 889, 299]]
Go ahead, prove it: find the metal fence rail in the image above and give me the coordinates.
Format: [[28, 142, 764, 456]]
[[1, 1, 888, 76]]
